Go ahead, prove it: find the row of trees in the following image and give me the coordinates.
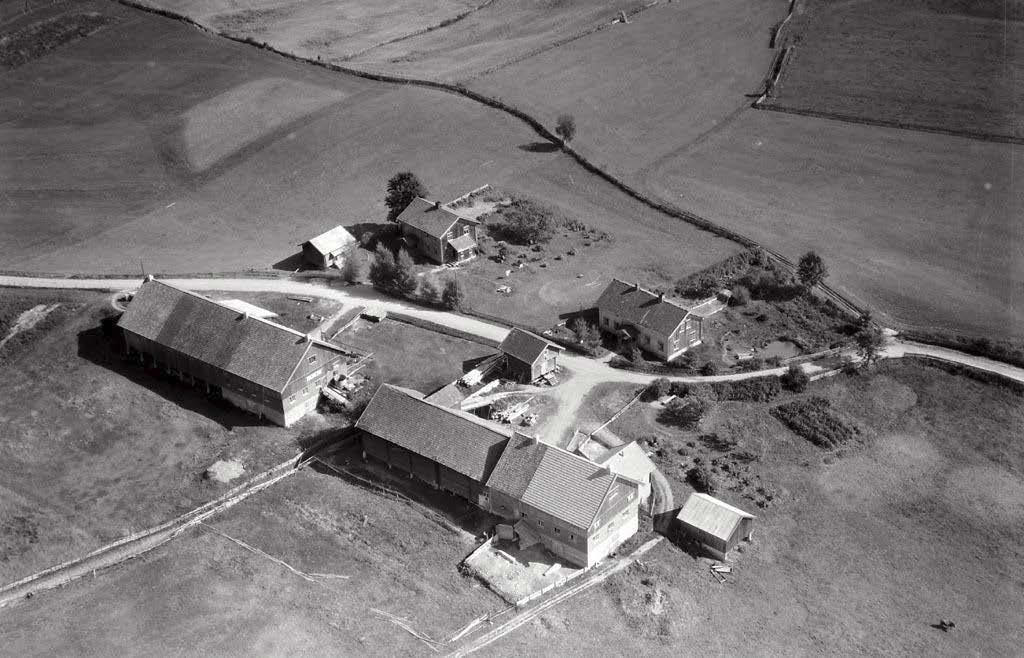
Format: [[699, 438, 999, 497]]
[[368, 244, 464, 309]]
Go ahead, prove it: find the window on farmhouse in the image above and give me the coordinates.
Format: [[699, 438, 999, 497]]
[[554, 527, 560, 535]]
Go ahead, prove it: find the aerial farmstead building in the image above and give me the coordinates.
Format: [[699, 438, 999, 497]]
[[117, 279, 352, 426], [498, 327, 563, 383], [396, 197, 481, 264], [484, 433, 641, 568], [595, 279, 704, 362], [302, 225, 356, 269], [356, 384, 512, 500], [675, 493, 755, 560]]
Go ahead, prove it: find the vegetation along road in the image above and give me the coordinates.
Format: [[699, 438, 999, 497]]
[[1, 274, 1022, 385]]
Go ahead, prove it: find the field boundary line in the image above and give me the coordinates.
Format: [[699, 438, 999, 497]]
[[0, 434, 343, 608], [104, 0, 868, 320]]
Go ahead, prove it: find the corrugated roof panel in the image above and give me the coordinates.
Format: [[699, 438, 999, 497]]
[[676, 493, 755, 541]]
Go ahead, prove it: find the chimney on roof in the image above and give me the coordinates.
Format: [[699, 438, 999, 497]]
[[633, 281, 641, 291], [434, 201, 441, 210], [144, 274, 154, 283], [658, 292, 665, 302]]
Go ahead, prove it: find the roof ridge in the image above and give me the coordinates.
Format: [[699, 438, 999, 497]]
[[608, 278, 692, 313], [381, 384, 513, 438]]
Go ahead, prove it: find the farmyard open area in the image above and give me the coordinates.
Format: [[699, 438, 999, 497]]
[[1, 0, 1022, 654]]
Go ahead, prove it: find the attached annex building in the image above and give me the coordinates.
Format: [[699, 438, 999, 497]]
[[396, 197, 481, 264], [485, 433, 641, 568], [498, 327, 563, 383], [118, 279, 351, 426], [595, 279, 704, 362]]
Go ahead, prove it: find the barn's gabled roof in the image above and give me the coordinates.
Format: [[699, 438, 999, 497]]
[[595, 279, 693, 336], [396, 197, 479, 238], [117, 279, 347, 392], [305, 225, 355, 256], [676, 493, 755, 542], [499, 327, 563, 367], [355, 384, 511, 482], [487, 434, 635, 529]]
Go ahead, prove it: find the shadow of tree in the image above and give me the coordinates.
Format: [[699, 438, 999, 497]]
[[518, 142, 559, 153]]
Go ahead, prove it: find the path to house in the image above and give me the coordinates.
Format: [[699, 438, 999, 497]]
[[3, 275, 1023, 386]]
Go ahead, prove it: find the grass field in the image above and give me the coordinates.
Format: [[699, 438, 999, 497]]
[[131, 0, 479, 61], [3, 362, 1020, 655], [0, 1, 736, 291], [0, 463, 503, 656], [768, 0, 1024, 141], [0, 291, 321, 583], [643, 110, 1024, 339], [488, 361, 1024, 655]]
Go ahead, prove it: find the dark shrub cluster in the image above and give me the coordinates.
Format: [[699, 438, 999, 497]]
[[780, 364, 810, 392], [711, 376, 781, 402], [770, 397, 860, 449]]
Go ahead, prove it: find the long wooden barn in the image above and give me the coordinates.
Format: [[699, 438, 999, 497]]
[[117, 278, 352, 426], [355, 384, 512, 500]]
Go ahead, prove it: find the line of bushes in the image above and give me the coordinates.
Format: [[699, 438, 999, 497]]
[[903, 329, 1024, 370], [711, 376, 782, 403], [904, 356, 1024, 395], [770, 396, 860, 449]]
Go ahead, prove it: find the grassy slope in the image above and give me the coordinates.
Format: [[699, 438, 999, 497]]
[[0, 466, 502, 656], [131, 0, 478, 61], [0, 2, 736, 297], [492, 362, 1024, 655], [771, 0, 1024, 140], [0, 294, 316, 583], [644, 110, 1024, 338]]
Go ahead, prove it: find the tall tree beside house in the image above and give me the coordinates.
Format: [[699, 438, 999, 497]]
[[555, 114, 576, 142], [392, 248, 418, 298], [369, 244, 396, 292], [570, 317, 601, 354], [499, 198, 556, 244], [797, 251, 828, 289], [385, 172, 428, 222], [441, 278, 464, 310]]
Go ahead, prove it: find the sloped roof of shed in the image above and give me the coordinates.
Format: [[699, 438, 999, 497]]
[[676, 493, 755, 542], [396, 197, 478, 237], [305, 225, 355, 255], [355, 384, 511, 482], [117, 279, 337, 391], [595, 279, 692, 336], [499, 327, 562, 367]]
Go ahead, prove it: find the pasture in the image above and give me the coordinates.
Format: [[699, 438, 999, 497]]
[[643, 110, 1024, 339], [130, 0, 479, 61], [0, 1, 736, 291], [768, 0, 1024, 141], [0, 291, 314, 584]]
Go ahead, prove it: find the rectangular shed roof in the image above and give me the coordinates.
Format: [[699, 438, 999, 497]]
[[676, 493, 755, 542], [117, 279, 345, 392], [355, 384, 511, 483], [499, 327, 563, 367], [305, 225, 355, 256]]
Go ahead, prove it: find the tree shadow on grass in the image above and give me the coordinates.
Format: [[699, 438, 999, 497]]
[[518, 142, 559, 153], [77, 324, 264, 430]]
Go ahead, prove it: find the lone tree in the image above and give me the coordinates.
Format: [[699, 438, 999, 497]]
[[441, 278, 464, 310], [570, 317, 602, 354], [339, 254, 363, 284], [419, 276, 440, 304], [856, 326, 885, 365], [797, 251, 828, 289], [385, 172, 427, 222], [555, 114, 576, 142], [499, 198, 556, 244]]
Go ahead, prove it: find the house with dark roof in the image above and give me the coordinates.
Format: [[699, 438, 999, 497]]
[[498, 328, 564, 383], [355, 384, 512, 500], [396, 197, 481, 264], [675, 493, 755, 560], [595, 279, 704, 361], [483, 433, 641, 567], [117, 278, 352, 426], [302, 225, 356, 269]]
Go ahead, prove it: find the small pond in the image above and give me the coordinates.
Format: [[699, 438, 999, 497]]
[[761, 339, 801, 360]]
